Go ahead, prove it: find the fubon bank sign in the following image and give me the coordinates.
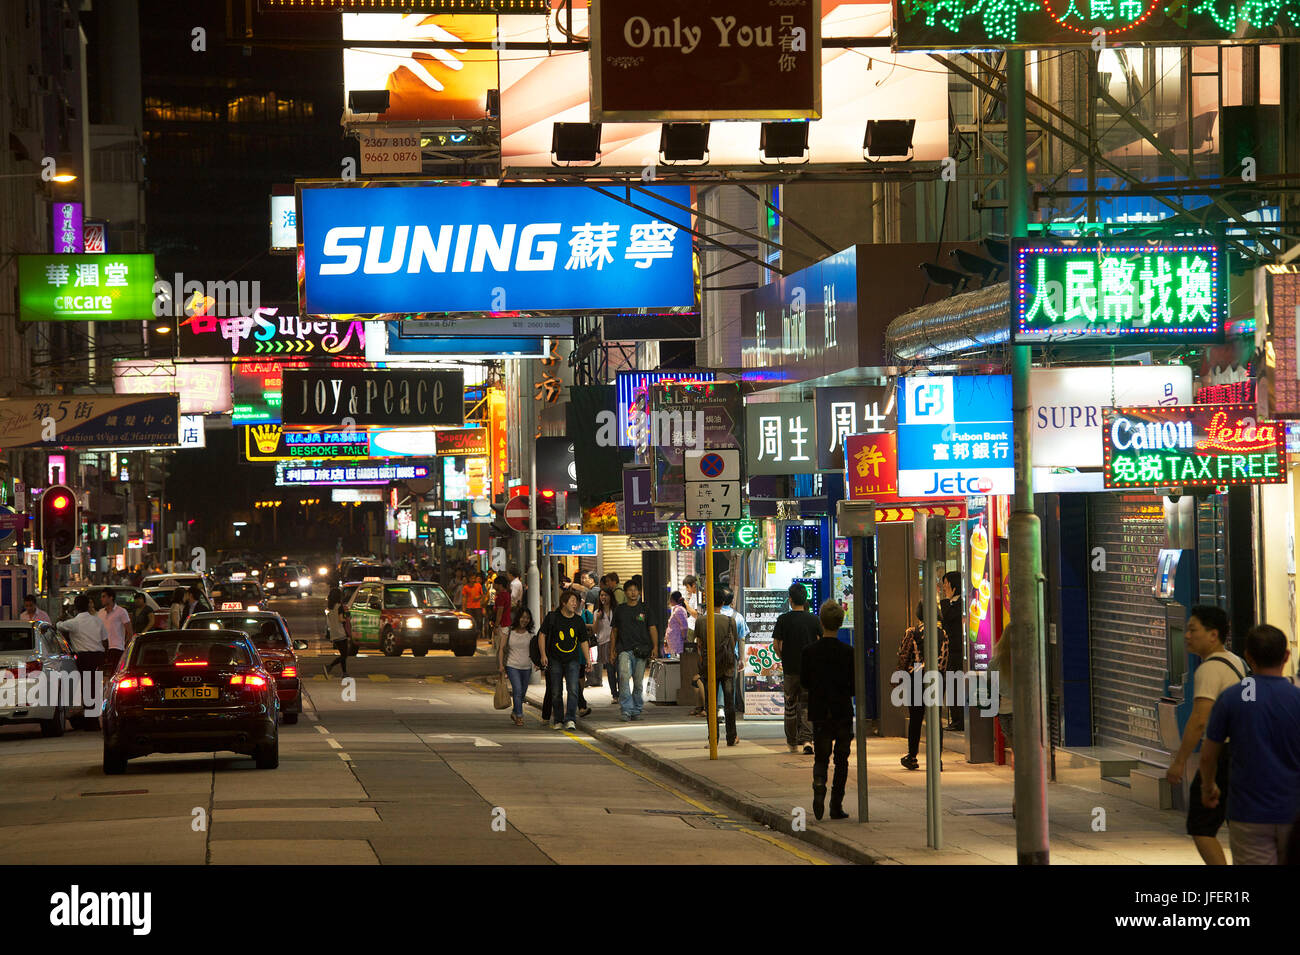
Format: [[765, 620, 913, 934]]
[[300, 183, 695, 315]]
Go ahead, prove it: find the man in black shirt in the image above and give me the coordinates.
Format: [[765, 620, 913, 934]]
[[802, 600, 855, 820], [940, 571, 964, 730], [773, 583, 820, 754], [611, 580, 659, 721], [538, 591, 589, 730]]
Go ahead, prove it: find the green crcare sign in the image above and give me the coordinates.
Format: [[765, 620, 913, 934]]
[[19, 254, 156, 322]]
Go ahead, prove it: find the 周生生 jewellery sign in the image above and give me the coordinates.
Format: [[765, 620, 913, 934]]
[[1103, 404, 1285, 489], [1012, 241, 1226, 345]]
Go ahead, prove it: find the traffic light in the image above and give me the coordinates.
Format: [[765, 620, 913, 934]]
[[40, 484, 78, 560]]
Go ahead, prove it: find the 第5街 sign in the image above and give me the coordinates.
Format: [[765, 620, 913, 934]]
[[300, 184, 695, 315], [1012, 241, 1225, 345], [18, 254, 156, 322], [1103, 404, 1285, 489]]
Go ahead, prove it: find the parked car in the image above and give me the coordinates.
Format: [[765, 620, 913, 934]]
[[101, 629, 280, 774], [343, 579, 476, 657], [141, 573, 212, 604], [0, 620, 87, 736], [183, 611, 305, 723]]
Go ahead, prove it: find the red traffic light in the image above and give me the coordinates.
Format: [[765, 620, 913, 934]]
[[49, 493, 70, 510]]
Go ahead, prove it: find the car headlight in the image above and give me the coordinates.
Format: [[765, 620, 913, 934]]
[[265, 582, 274, 589], [299, 577, 310, 587], [289, 580, 298, 588], [251, 570, 259, 576], [318, 566, 329, 577], [405, 617, 424, 629], [457, 617, 474, 630]]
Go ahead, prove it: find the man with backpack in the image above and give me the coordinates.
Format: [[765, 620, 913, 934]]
[[1166, 605, 1246, 865]]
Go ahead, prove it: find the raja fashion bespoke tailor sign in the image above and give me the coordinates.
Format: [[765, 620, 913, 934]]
[[275, 462, 433, 487], [179, 309, 367, 359], [1030, 365, 1193, 468], [243, 425, 372, 463], [590, 0, 820, 121], [893, 0, 1300, 49], [18, 254, 155, 322], [280, 368, 464, 428], [1012, 241, 1226, 344], [744, 402, 817, 476], [0, 395, 179, 449], [299, 183, 694, 315], [1103, 404, 1285, 489], [897, 376, 1014, 497]]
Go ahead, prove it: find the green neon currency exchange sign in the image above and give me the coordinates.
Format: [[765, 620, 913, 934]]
[[1011, 241, 1225, 345], [892, 0, 1300, 49], [668, 520, 760, 550], [18, 254, 156, 322]]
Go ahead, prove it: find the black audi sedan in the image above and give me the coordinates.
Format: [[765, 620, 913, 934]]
[[101, 629, 280, 774]]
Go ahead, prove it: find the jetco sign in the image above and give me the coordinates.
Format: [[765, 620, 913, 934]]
[[300, 183, 695, 315], [1103, 404, 1285, 489], [897, 376, 1014, 497], [281, 368, 464, 428]]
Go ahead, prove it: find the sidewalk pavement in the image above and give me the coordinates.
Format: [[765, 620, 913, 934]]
[[521, 680, 1204, 865]]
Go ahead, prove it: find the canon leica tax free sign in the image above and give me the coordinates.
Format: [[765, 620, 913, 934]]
[[591, 0, 820, 122]]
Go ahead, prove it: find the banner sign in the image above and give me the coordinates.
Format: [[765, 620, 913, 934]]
[[83, 220, 107, 254], [365, 321, 546, 361], [179, 309, 367, 359], [652, 381, 743, 506], [622, 466, 657, 534], [0, 394, 179, 449], [300, 184, 694, 315], [435, 428, 488, 457], [53, 203, 83, 254], [545, 533, 598, 557], [18, 254, 155, 322], [1030, 365, 1193, 468], [112, 359, 233, 416], [744, 401, 818, 476], [399, 316, 575, 337], [244, 424, 371, 462], [280, 368, 464, 428], [617, 370, 716, 448], [488, 388, 508, 498], [893, 0, 1300, 49], [814, 385, 895, 471], [275, 462, 433, 487], [270, 195, 296, 252], [741, 588, 788, 718], [1012, 241, 1226, 344], [590, 0, 820, 121], [897, 376, 1014, 497], [845, 431, 899, 501], [668, 520, 761, 550], [1103, 404, 1285, 489]]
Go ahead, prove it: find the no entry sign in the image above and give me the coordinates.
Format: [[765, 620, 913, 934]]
[[505, 495, 531, 533]]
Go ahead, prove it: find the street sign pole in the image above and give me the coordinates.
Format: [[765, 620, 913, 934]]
[[705, 520, 717, 760], [921, 514, 947, 849]]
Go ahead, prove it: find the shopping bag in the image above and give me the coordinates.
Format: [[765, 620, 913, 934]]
[[493, 675, 512, 710]]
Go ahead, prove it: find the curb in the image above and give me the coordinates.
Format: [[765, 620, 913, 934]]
[[524, 697, 880, 865]]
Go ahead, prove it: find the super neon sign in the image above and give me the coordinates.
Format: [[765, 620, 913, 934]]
[[1103, 403, 1285, 489]]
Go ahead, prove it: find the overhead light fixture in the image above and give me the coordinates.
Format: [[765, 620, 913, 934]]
[[949, 248, 1004, 286], [864, 119, 916, 160], [759, 122, 810, 163], [151, 323, 172, 335], [551, 122, 602, 165], [348, 89, 390, 114], [659, 123, 710, 164]]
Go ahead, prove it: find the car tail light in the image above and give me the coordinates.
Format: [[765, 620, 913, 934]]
[[281, 666, 297, 678], [175, 661, 207, 667], [117, 676, 154, 690], [229, 673, 268, 688]]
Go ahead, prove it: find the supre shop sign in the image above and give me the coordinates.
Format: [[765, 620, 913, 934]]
[[300, 184, 695, 314]]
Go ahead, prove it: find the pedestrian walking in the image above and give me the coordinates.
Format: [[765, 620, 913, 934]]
[[940, 571, 965, 730], [461, 572, 485, 640], [20, 594, 51, 624], [539, 591, 588, 730], [682, 575, 702, 634], [492, 575, 512, 649], [720, 589, 748, 717], [773, 583, 820, 754], [1165, 604, 1245, 865], [702, 589, 740, 745], [1200, 624, 1300, 864], [802, 600, 855, 819], [324, 587, 350, 677], [97, 589, 132, 674], [664, 591, 688, 657], [499, 608, 535, 726], [130, 592, 153, 635], [899, 601, 947, 772], [593, 587, 619, 701], [58, 594, 109, 729], [611, 579, 658, 722], [509, 568, 523, 622], [168, 587, 186, 629]]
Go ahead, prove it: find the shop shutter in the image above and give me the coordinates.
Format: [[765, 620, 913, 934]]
[[1196, 496, 1229, 610], [598, 535, 644, 586], [1087, 494, 1168, 749]]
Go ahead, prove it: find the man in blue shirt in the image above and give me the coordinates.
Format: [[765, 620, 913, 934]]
[[720, 589, 748, 717], [1201, 623, 1300, 865]]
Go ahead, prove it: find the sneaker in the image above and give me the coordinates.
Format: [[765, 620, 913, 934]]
[[551, 723, 563, 731], [630, 713, 641, 721], [900, 755, 919, 771], [564, 720, 576, 730], [802, 744, 814, 755], [620, 713, 632, 722]]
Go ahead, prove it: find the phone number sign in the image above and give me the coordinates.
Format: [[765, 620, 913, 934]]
[[1103, 404, 1285, 489]]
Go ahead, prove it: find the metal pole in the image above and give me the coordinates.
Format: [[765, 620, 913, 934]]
[[1007, 49, 1051, 866], [922, 517, 942, 849], [705, 521, 718, 760], [851, 534, 869, 822], [526, 375, 541, 630]]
